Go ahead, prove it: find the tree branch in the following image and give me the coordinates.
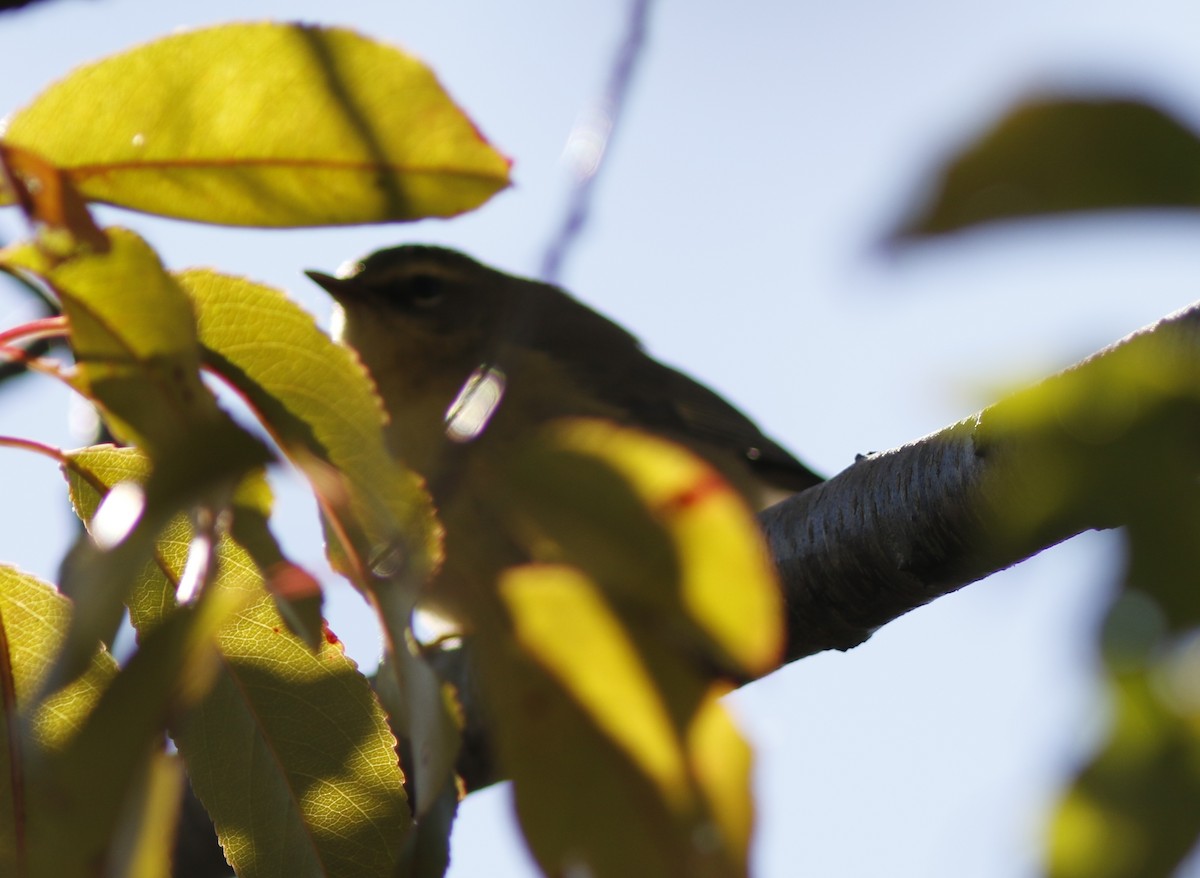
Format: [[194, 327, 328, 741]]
[[767, 299, 1200, 663]]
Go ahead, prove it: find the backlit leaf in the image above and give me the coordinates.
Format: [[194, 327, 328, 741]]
[[1048, 669, 1200, 878], [3, 235, 274, 692], [105, 752, 185, 878], [0, 22, 511, 227], [974, 307, 1200, 876], [0, 143, 107, 253], [484, 563, 751, 878], [0, 566, 117, 878], [31, 590, 239, 878], [499, 564, 690, 806], [475, 422, 780, 878], [178, 268, 455, 812], [65, 445, 412, 878], [0, 228, 221, 451], [511, 419, 785, 677]]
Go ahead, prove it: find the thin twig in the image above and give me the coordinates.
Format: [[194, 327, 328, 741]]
[[539, 0, 653, 284]]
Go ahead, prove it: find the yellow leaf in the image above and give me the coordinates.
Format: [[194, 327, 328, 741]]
[[0, 229, 254, 459], [498, 564, 689, 807], [483, 566, 749, 877], [687, 686, 756, 869], [1, 23, 511, 227], [539, 420, 785, 677], [64, 445, 414, 878]]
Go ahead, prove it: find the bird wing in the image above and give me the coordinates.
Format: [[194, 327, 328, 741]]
[[517, 283, 823, 494], [625, 357, 823, 493]]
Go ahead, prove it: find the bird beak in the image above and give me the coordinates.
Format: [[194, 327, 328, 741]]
[[304, 270, 354, 300]]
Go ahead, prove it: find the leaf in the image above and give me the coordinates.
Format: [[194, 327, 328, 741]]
[[0, 22, 511, 227], [0, 230, 268, 687], [973, 307, 1200, 876], [178, 603, 411, 878], [227, 487, 325, 650], [372, 630, 463, 819], [0, 228, 255, 454], [178, 268, 456, 812], [501, 565, 690, 804], [472, 422, 781, 878], [1042, 426, 1200, 878], [509, 419, 785, 678], [483, 564, 750, 878], [1048, 668, 1200, 878], [30, 590, 240, 878], [104, 752, 185, 878], [177, 268, 437, 568], [0, 566, 118, 878], [0, 143, 107, 253], [979, 317, 1200, 594], [65, 445, 413, 878], [892, 97, 1200, 241]]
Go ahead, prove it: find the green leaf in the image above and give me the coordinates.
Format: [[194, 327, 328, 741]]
[[0, 142, 108, 253], [177, 268, 437, 568], [30, 591, 239, 878], [0, 566, 118, 878], [0, 22, 511, 227], [482, 564, 751, 878], [178, 268, 456, 813], [979, 317, 1200, 585], [892, 97, 1200, 241], [104, 752, 185, 878], [507, 419, 785, 677], [0, 228, 223, 452], [500, 565, 690, 803], [0, 231, 266, 687], [65, 445, 413, 878], [1048, 668, 1200, 878], [973, 306, 1200, 877], [228, 508, 325, 650], [472, 422, 779, 878]]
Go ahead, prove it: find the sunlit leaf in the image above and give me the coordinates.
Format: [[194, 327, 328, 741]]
[[227, 496, 325, 650], [500, 564, 690, 805], [0, 229, 256, 453], [0, 566, 117, 878], [0, 232, 264, 686], [892, 97, 1200, 241], [476, 419, 782, 878], [30, 590, 239, 878], [178, 268, 455, 812], [975, 309, 1200, 876], [979, 318, 1200, 614], [687, 686, 756, 869], [482, 565, 749, 878], [509, 419, 785, 677], [0, 22, 511, 227], [65, 445, 413, 878], [177, 268, 437, 569]]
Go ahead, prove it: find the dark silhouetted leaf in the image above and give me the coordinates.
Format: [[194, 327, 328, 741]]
[[893, 97, 1200, 241]]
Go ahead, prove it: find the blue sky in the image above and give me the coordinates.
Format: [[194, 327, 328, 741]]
[[3, 1, 1200, 875]]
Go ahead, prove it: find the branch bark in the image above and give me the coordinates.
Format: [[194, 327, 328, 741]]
[[766, 299, 1200, 663]]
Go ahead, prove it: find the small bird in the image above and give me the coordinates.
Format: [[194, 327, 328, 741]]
[[307, 246, 821, 625], [306, 244, 820, 508]]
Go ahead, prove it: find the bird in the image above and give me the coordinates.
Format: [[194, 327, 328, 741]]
[[308, 245, 821, 798], [306, 245, 821, 624]]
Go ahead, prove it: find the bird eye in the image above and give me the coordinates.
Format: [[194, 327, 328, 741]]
[[407, 273, 444, 308]]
